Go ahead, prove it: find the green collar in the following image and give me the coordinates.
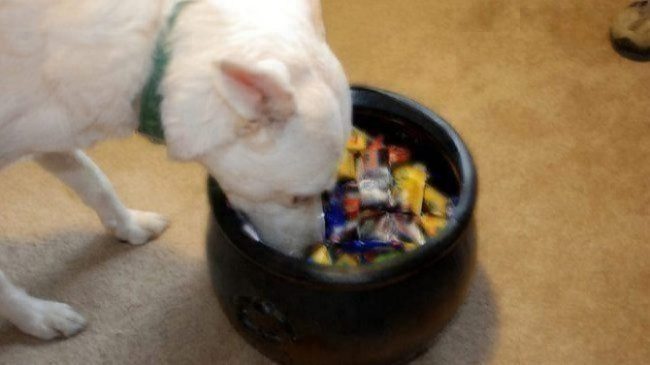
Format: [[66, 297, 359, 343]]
[[138, 1, 193, 143]]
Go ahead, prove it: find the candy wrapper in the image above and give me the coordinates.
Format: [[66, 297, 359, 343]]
[[424, 185, 449, 218], [388, 145, 411, 165], [342, 183, 361, 220], [338, 151, 357, 180], [346, 128, 368, 152], [420, 214, 447, 237], [335, 253, 360, 267], [394, 164, 428, 216], [309, 127, 455, 266], [308, 245, 333, 266], [359, 177, 392, 208]]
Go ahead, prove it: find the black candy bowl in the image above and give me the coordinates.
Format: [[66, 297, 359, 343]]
[[207, 86, 478, 365]]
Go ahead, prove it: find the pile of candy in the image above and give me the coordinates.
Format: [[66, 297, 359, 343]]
[[307, 128, 456, 267]]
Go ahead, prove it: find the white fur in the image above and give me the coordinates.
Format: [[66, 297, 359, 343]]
[[0, 0, 351, 339]]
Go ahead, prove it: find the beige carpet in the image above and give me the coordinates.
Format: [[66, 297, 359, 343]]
[[1, 0, 648, 364]]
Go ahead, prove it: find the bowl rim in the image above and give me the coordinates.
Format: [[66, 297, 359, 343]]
[[208, 85, 477, 289]]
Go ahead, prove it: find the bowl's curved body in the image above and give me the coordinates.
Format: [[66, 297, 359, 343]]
[[207, 86, 478, 365]]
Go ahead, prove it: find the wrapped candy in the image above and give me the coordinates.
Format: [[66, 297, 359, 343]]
[[403, 242, 418, 252], [357, 135, 387, 177], [323, 184, 359, 244], [361, 145, 387, 172], [388, 145, 411, 166], [423, 185, 449, 218], [335, 254, 360, 267], [347, 128, 368, 152], [308, 245, 333, 266], [342, 187, 361, 220], [312, 128, 455, 266], [343, 204, 361, 221], [420, 214, 447, 237], [358, 168, 393, 208], [373, 252, 403, 264], [394, 164, 428, 215], [335, 240, 397, 254], [394, 215, 426, 246], [338, 150, 357, 180], [358, 213, 396, 242], [354, 135, 394, 209], [323, 193, 346, 239]]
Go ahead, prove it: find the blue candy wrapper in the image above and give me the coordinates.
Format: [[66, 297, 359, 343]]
[[323, 187, 346, 237], [335, 240, 397, 254]]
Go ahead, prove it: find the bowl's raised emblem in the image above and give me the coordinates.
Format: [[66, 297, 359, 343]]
[[235, 296, 295, 343]]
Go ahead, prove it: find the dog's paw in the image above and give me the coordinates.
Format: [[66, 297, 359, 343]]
[[114, 210, 169, 245], [11, 296, 87, 340]]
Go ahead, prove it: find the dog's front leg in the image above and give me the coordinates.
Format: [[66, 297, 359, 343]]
[[35, 150, 169, 245], [0, 269, 86, 339]]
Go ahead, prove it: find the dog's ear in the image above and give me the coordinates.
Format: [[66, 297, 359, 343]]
[[217, 59, 295, 123], [308, 0, 326, 39]]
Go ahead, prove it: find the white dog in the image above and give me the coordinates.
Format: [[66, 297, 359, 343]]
[[0, 0, 351, 340]]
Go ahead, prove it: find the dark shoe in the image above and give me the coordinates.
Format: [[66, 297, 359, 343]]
[[611, 1, 650, 61]]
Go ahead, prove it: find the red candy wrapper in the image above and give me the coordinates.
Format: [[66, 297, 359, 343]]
[[388, 145, 411, 165], [343, 195, 361, 219], [368, 135, 385, 150]]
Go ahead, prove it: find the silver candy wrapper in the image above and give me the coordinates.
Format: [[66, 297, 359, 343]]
[[358, 167, 394, 208]]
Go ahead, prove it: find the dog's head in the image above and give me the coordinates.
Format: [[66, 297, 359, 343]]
[[162, 0, 351, 256], [209, 56, 351, 256]]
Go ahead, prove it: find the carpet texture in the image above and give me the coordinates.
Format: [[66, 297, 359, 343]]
[[0, 0, 648, 364]]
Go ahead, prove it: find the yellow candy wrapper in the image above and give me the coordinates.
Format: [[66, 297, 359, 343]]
[[424, 185, 449, 217], [346, 128, 368, 152], [335, 254, 359, 267], [420, 214, 447, 237], [337, 150, 357, 180], [308, 245, 333, 266], [394, 164, 428, 215], [403, 242, 419, 252]]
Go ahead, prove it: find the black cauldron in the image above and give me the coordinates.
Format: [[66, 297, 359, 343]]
[[207, 86, 478, 365]]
